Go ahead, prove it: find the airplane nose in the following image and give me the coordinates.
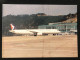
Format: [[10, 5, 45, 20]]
[[58, 31, 61, 33]]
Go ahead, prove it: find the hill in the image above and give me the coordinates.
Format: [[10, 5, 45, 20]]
[[62, 17, 77, 23], [62, 13, 77, 23]]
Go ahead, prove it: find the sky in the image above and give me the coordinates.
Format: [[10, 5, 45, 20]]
[[2, 4, 77, 16]]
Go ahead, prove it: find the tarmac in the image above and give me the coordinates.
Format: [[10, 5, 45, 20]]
[[2, 35, 78, 58]]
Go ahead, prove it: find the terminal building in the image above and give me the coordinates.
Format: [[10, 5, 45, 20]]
[[38, 23, 77, 33]]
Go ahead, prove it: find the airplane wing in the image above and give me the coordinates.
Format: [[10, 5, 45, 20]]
[[29, 30, 41, 33], [29, 30, 42, 35]]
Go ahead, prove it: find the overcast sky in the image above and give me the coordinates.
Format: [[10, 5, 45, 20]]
[[2, 4, 77, 16]]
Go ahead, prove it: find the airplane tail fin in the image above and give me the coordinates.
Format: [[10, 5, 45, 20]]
[[10, 24, 15, 30]]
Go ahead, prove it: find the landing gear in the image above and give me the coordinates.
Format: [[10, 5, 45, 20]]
[[34, 32, 37, 36], [53, 34, 58, 36], [53, 34, 56, 36]]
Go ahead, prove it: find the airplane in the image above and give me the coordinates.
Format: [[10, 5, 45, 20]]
[[9, 24, 61, 36]]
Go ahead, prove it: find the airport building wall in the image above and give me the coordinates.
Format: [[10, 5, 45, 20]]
[[38, 23, 77, 32]]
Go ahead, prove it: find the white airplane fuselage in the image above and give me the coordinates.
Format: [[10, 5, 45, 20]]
[[9, 29, 61, 36]]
